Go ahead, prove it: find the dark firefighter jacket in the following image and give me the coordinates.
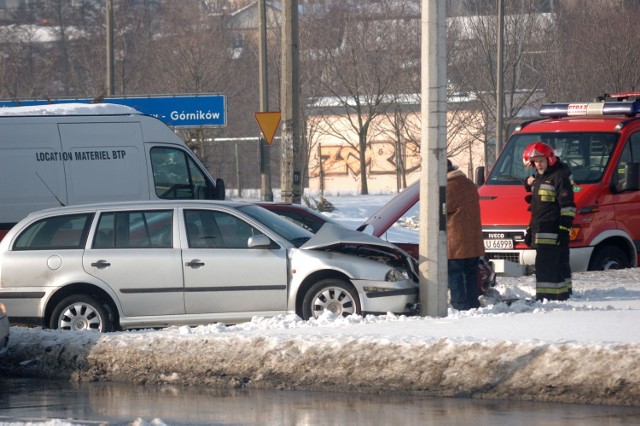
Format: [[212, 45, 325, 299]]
[[525, 161, 576, 247]]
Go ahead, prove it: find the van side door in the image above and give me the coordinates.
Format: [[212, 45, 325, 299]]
[[58, 122, 149, 205]]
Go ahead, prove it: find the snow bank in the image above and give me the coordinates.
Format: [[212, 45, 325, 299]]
[[3, 269, 640, 407]]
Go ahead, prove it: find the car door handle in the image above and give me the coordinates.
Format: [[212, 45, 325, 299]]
[[91, 260, 111, 269], [185, 259, 205, 268]]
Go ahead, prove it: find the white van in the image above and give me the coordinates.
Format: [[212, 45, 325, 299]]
[[0, 103, 225, 240]]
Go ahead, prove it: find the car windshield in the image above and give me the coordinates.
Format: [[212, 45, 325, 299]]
[[238, 204, 314, 248], [488, 132, 619, 185]]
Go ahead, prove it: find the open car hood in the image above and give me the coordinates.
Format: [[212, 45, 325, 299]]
[[301, 223, 407, 253], [301, 223, 418, 281], [356, 180, 419, 237]]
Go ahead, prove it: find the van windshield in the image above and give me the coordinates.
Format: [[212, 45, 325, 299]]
[[487, 132, 619, 185]]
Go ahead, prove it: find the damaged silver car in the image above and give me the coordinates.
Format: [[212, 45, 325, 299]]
[[0, 200, 418, 332]]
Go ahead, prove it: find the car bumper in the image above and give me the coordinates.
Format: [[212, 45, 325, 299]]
[[486, 247, 593, 273], [353, 279, 419, 316], [0, 289, 47, 325]]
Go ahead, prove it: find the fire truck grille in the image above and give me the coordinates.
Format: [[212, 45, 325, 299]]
[[487, 252, 521, 264]]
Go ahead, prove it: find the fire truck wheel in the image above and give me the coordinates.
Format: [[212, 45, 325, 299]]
[[588, 245, 630, 271]]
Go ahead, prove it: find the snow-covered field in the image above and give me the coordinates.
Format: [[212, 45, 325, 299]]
[[2, 192, 640, 416]]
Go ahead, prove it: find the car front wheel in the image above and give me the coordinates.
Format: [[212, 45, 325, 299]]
[[302, 279, 361, 320], [50, 295, 115, 332]]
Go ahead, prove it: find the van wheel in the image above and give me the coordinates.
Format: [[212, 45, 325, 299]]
[[588, 246, 630, 271], [50, 295, 115, 332], [302, 279, 361, 320]]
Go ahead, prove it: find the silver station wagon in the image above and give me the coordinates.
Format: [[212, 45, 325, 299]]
[[0, 200, 419, 332]]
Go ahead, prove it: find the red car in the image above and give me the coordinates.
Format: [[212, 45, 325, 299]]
[[259, 189, 496, 294], [255, 202, 345, 234]]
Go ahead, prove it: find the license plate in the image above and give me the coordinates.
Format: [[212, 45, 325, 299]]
[[484, 239, 513, 250]]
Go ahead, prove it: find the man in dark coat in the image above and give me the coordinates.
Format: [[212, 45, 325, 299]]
[[447, 159, 485, 310], [523, 142, 576, 301]]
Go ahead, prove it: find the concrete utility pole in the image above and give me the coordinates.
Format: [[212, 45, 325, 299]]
[[105, 0, 114, 96], [258, 0, 273, 201], [419, 0, 448, 318], [496, 0, 505, 161], [280, 0, 302, 204]]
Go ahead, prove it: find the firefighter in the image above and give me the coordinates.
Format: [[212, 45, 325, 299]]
[[522, 142, 576, 301]]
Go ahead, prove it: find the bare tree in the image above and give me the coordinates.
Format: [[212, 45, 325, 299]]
[[310, 1, 418, 195], [374, 0, 421, 192], [379, 98, 420, 192], [0, 0, 164, 100], [0, 0, 102, 99], [143, 2, 264, 189], [378, 4, 487, 189], [298, 2, 346, 193], [109, 0, 163, 95], [39, 0, 83, 96], [448, 1, 549, 161], [543, 0, 640, 102], [0, 24, 53, 99]]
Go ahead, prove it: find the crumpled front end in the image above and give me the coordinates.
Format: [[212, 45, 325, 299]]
[[323, 244, 420, 315], [295, 224, 420, 316], [301, 223, 419, 278]]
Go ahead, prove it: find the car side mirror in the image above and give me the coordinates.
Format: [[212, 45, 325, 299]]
[[248, 234, 271, 248], [214, 178, 226, 200], [614, 162, 640, 192], [475, 166, 486, 186]]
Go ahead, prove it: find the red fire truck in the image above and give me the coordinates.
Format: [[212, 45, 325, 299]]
[[478, 93, 640, 272]]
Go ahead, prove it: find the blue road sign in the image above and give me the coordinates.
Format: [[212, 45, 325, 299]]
[[0, 94, 226, 128]]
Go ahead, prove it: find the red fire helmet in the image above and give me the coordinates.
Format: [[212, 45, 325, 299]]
[[522, 141, 557, 167]]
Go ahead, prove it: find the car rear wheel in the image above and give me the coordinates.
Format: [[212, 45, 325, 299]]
[[50, 295, 115, 332], [302, 279, 361, 320]]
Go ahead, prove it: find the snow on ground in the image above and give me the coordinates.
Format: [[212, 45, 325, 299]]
[[2, 192, 640, 413]]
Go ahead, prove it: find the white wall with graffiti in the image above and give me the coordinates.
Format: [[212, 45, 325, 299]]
[[305, 104, 488, 194]]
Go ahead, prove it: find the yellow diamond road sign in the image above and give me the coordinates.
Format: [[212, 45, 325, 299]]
[[254, 111, 281, 145]]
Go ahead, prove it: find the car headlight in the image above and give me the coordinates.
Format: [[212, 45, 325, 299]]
[[385, 268, 408, 282], [0, 303, 6, 318]]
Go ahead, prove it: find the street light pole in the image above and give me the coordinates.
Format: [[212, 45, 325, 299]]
[[258, 0, 273, 201], [496, 0, 505, 161], [420, 0, 448, 318], [105, 0, 114, 96], [280, 0, 301, 204]]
